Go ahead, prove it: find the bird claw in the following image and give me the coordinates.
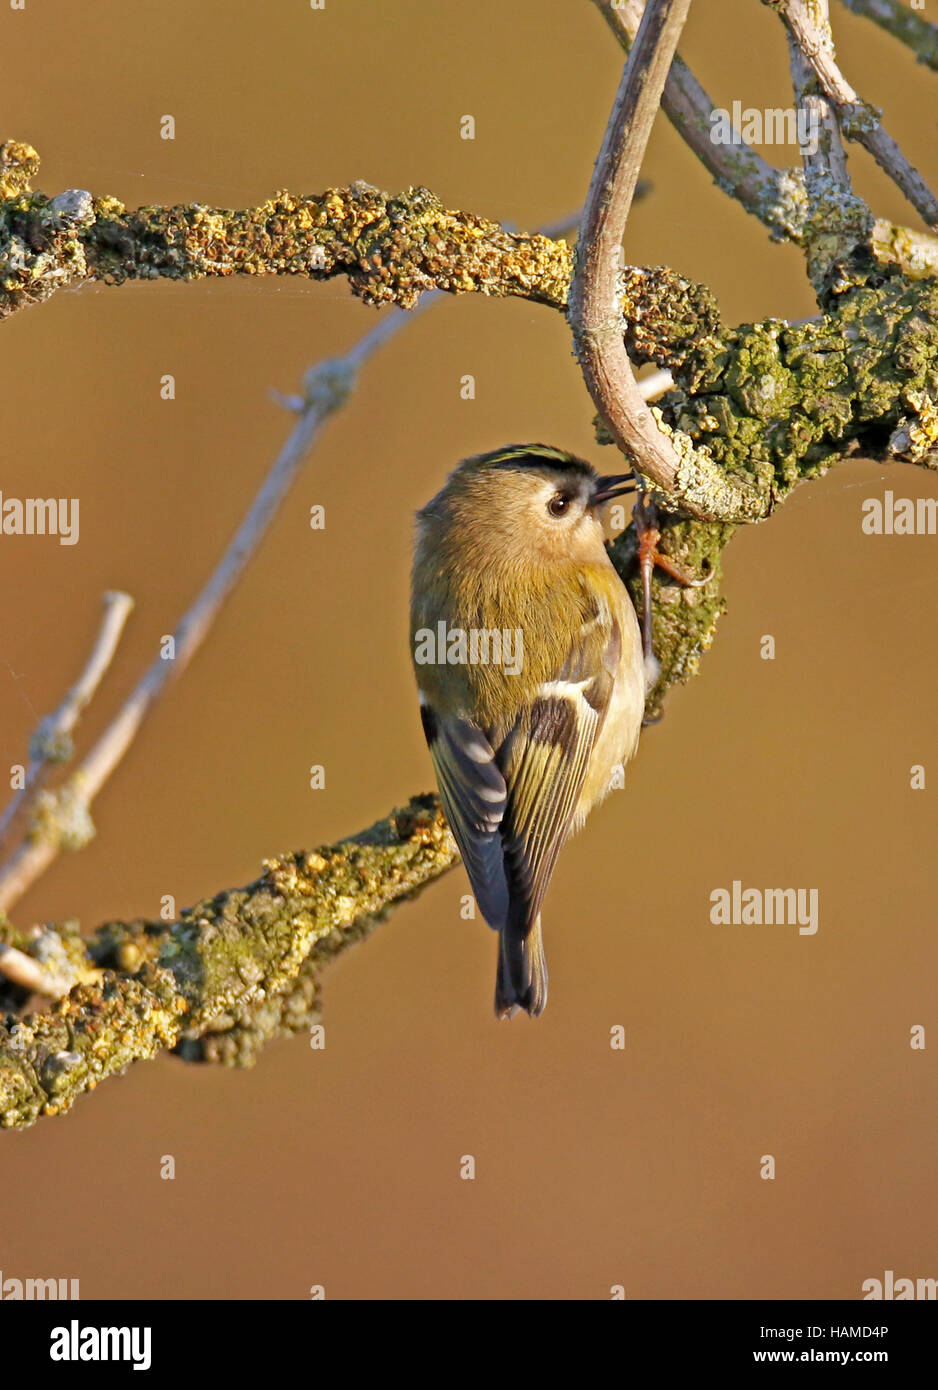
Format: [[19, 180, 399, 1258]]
[[633, 493, 713, 587], [633, 492, 713, 679], [651, 552, 713, 588]]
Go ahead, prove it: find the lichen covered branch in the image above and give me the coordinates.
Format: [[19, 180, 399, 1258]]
[[0, 796, 457, 1128], [3, 139, 937, 523], [649, 271, 938, 480], [0, 141, 573, 323]]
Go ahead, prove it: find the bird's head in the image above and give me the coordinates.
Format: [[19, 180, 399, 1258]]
[[416, 444, 634, 567]]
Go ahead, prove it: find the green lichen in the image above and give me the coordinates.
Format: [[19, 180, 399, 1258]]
[[0, 796, 457, 1128], [618, 265, 724, 368], [660, 269, 938, 499]]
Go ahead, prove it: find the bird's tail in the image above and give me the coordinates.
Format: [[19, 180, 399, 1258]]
[[495, 916, 548, 1019]]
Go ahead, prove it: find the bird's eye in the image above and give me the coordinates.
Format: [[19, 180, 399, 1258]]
[[548, 493, 572, 518]]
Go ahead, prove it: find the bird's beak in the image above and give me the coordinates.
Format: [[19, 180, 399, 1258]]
[[590, 472, 636, 507]]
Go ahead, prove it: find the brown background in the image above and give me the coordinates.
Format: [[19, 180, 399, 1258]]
[[1, 0, 936, 1299]]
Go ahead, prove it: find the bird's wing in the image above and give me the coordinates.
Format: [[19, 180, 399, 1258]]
[[419, 599, 621, 934], [495, 608, 621, 933], [420, 699, 511, 928]]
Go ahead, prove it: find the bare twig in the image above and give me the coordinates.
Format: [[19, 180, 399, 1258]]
[[768, 0, 938, 230], [0, 942, 70, 997], [591, 0, 809, 242], [838, 0, 938, 72], [639, 368, 674, 401], [570, 0, 765, 520], [0, 321, 411, 915], [0, 591, 133, 854], [572, 0, 691, 482]]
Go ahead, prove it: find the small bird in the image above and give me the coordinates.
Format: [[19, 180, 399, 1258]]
[[411, 444, 645, 1019]]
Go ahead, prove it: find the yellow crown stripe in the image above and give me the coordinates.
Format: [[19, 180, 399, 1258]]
[[484, 445, 575, 468]]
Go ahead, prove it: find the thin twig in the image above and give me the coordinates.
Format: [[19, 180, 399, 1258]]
[[0, 331, 402, 915], [769, 0, 938, 230], [591, 0, 809, 242], [0, 942, 70, 997], [788, 0, 851, 195], [0, 590, 133, 853], [570, 0, 693, 489], [838, 0, 938, 72], [639, 368, 674, 401], [570, 0, 764, 519]]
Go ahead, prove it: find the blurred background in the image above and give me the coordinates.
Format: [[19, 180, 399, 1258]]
[[1, 0, 936, 1299]]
